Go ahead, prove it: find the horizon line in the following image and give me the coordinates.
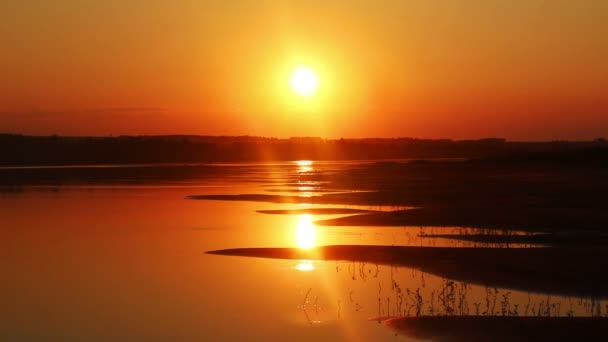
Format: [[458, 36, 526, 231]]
[[1, 132, 607, 144]]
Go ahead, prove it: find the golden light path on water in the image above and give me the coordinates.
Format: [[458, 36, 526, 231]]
[[295, 214, 317, 250], [296, 160, 313, 173], [295, 214, 317, 272], [292, 208, 352, 336], [294, 161, 317, 271]]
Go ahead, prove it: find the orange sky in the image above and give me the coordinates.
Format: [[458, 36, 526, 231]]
[[1, 1, 607, 140]]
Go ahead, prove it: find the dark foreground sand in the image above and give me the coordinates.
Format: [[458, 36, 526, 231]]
[[383, 316, 608, 341]]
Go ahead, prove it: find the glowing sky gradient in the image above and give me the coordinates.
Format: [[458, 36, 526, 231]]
[[1, 1, 607, 139]]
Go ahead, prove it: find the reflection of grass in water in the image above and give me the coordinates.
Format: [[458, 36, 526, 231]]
[[331, 262, 608, 319], [290, 260, 607, 330], [298, 288, 324, 325]]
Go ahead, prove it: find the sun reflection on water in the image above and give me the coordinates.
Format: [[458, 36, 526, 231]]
[[295, 214, 317, 249], [295, 160, 313, 166], [295, 160, 313, 173], [295, 260, 315, 272]]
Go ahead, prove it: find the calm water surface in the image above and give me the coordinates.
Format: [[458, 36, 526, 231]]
[[1, 161, 604, 341]]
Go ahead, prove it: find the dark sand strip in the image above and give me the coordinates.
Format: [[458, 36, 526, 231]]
[[186, 192, 404, 206], [257, 208, 375, 215], [207, 245, 608, 297], [314, 207, 608, 232], [264, 188, 335, 193], [188, 194, 608, 232]]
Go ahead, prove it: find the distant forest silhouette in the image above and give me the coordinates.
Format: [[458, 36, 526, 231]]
[[1, 134, 606, 166]]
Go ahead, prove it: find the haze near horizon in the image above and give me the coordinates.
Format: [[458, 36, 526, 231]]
[[1, 1, 607, 140]]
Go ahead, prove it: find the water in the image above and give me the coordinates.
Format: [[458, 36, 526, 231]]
[[1, 161, 605, 341]]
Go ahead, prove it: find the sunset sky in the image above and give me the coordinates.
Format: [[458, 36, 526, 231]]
[[1, 1, 607, 140]]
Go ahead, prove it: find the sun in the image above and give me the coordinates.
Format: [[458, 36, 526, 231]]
[[290, 66, 318, 97]]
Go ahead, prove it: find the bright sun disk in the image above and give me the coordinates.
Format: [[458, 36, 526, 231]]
[[290, 66, 318, 97]]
